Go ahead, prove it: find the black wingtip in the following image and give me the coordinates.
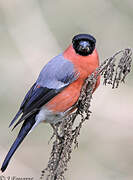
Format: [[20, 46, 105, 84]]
[[9, 110, 22, 128]]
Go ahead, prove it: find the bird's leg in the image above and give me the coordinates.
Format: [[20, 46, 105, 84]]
[[50, 124, 64, 142]]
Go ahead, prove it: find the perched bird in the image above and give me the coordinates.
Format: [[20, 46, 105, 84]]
[[1, 34, 100, 172]]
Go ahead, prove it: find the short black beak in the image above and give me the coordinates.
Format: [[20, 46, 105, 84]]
[[80, 41, 90, 50]]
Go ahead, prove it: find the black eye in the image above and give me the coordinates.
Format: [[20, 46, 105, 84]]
[[72, 34, 96, 56]]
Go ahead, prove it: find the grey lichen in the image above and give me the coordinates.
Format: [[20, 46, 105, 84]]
[[40, 48, 132, 180]]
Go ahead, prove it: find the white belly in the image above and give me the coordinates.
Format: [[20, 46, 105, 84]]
[[29, 105, 75, 133], [35, 106, 65, 124]]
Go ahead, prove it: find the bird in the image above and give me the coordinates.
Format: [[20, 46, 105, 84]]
[[1, 34, 100, 172]]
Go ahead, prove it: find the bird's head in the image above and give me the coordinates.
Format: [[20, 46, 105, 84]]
[[63, 33, 99, 75], [72, 34, 96, 56]]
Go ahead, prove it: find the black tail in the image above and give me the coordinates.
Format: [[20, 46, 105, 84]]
[[1, 114, 36, 172]]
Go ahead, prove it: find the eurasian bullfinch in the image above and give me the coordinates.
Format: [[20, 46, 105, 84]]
[[1, 34, 100, 172]]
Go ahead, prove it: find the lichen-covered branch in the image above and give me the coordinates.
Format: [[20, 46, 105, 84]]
[[40, 48, 132, 180]]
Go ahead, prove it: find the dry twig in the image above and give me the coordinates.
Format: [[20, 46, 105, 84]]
[[40, 48, 132, 180]]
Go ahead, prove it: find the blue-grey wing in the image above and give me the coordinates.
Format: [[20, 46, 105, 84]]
[[36, 53, 79, 89], [9, 83, 36, 127], [9, 54, 79, 129]]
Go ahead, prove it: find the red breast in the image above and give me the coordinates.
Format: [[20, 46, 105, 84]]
[[45, 45, 100, 113]]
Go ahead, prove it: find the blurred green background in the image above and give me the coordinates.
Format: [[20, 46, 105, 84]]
[[0, 0, 133, 179]]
